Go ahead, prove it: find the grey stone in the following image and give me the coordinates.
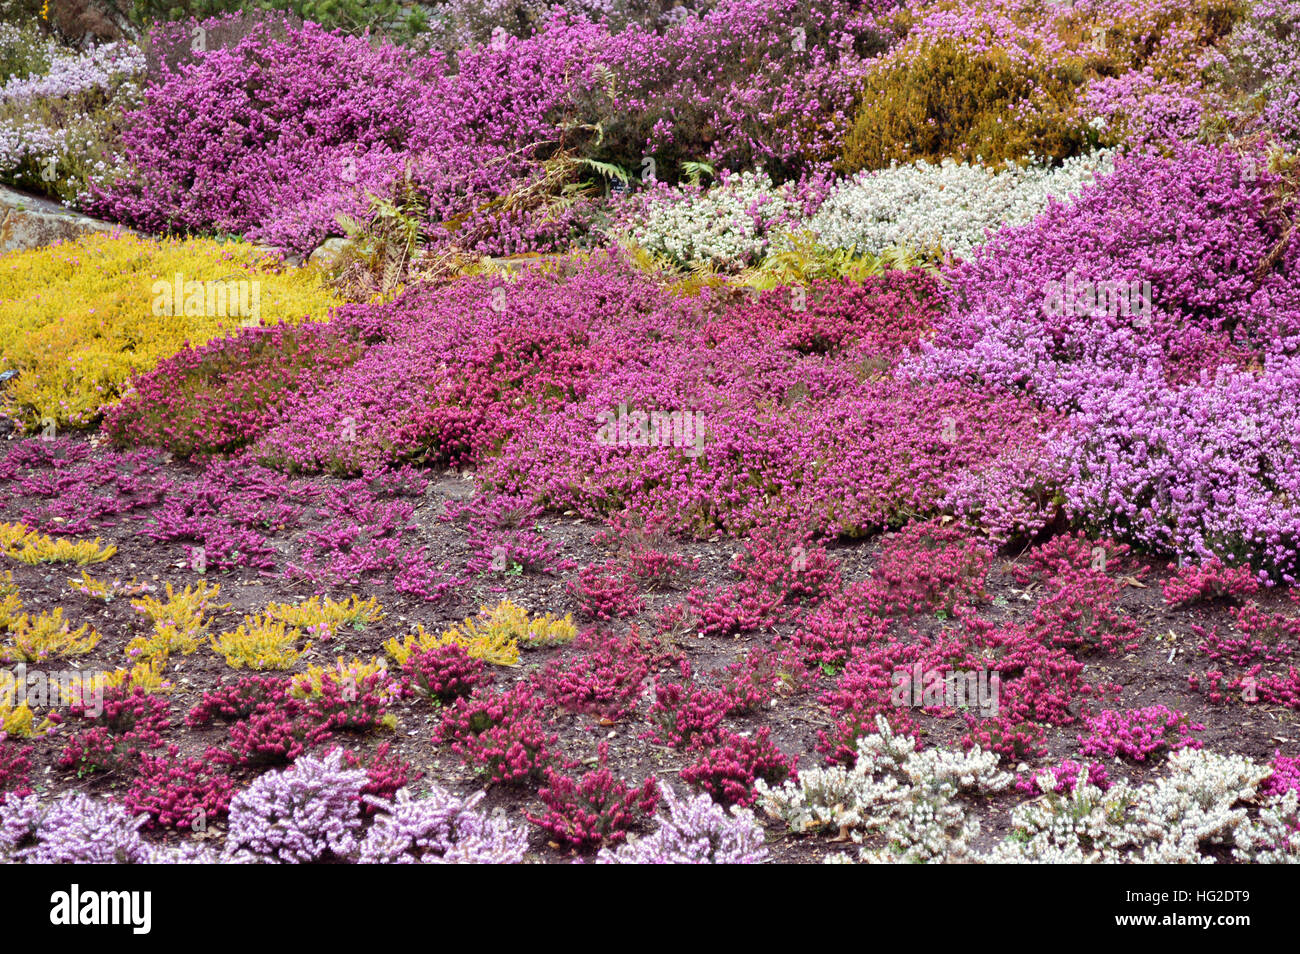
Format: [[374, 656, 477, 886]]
[[0, 186, 134, 254]]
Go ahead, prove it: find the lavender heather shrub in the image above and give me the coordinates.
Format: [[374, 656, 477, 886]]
[[0, 792, 152, 864], [595, 784, 767, 864], [223, 750, 367, 863], [358, 788, 528, 864]]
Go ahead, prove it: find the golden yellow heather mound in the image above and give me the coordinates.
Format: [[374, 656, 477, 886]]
[[0, 232, 340, 432]]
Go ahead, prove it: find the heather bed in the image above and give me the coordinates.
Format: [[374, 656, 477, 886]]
[[2, 0, 1300, 866]]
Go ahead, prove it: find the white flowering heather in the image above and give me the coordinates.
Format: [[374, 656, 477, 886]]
[[0, 33, 143, 207], [596, 784, 768, 864], [808, 151, 1116, 261], [757, 715, 1012, 863], [627, 170, 803, 272], [358, 787, 529, 864], [0, 40, 144, 103], [989, 749, 1300, 864], [223, 750, 368, 864]]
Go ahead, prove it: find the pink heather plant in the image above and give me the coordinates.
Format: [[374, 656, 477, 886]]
[[1163, 558, 1263, 607], [567, 561, 645, 622], [0, 740, 32, 798], [680, 727, 797, 808], [688, 528, 841, 637], [401, 643, 492, 704], [543, 629, 651, 719], [1077, 705, 1205, 762], [1262, 752, 1300, 797], [527, 743, 660, 852], [124, 752, 235, 830], [54, 685, 170, 776], [437, 684, 557, 786], [1015, 759, 1111, 795]]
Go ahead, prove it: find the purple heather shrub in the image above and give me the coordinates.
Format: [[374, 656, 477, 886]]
[[223, 749, 367, 863], [594, 784, 768, 864], [911, 144, 1300, 580], [0, 792, 152, 864], [359, 787, 529, 864], [1220, 0, 1300, 147], [0, 439, 170, 536]]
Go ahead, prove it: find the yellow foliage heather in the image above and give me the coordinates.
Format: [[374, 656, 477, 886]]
[[264, 594, 384, 636], [0, 522, 116, 565], [127, 581, 228, 665], [211, 616, 310, 670], [67, 572, 156, 602], [290, 656, 396, 701], [55, 661, 173, 706], [383, 599, 572, 666], [0, 606, 100, 664], [0, 692, 42, 738], [0, 232, 340, 432]]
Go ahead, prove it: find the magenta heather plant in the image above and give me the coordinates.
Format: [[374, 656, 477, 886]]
[[688, 529, 841, 637], [527, 743, 660, 852], [1163, 558, 1262, 607], [960, 717, 1049, 763], [1077, 706, 1205, 762], [401, 643, 492, 704], [436, 684, 557, 786], [106, 323, 363, 458], [567, 561, 645, 622], [54, 685, 170, 776], [124, 752, 235, 831], [1262, 752, 1300, 797], [680, 727, 797, 808], [868, 519, 992, 618], [643, 668, 731, 749], [0, 739, 32, 797], [1015, 759, 1111, 795], [717, 644, 811, 714], [542, 629, 651, 719]]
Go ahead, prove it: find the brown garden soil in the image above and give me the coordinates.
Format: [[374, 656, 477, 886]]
[[2, 431, 1297, 863]]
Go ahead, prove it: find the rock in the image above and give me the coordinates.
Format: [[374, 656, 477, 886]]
[[307, 236, 352, 271], [0, 186, 133, 254]]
